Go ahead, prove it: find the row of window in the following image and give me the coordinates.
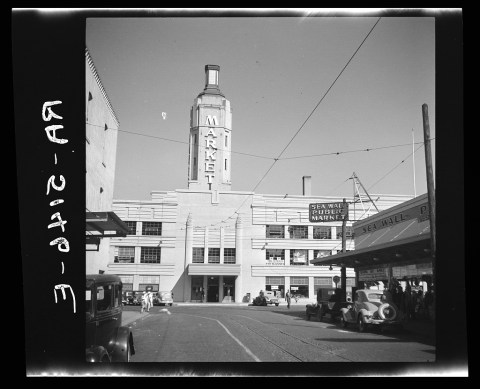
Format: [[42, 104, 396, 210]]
[[123, 221, 162, 236], [115, 247, 236, 264], [115, 246, 336, 265], [265, 249, 332, 266], [266, 225, 354, 239], [193, 248, 236, 264], [115, 247, 161, 264], [265, 276, 357, 298]]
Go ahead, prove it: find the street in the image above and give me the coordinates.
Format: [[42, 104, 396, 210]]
[[124, 304, 435, 363]]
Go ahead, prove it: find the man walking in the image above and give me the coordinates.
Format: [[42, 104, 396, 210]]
[[286, 289, 291, 309]]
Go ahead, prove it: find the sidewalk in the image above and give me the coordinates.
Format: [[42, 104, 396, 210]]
[[401, 317, 436, 345]]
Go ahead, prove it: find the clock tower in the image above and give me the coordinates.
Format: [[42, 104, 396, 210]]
[[188, 65, 232, 191]]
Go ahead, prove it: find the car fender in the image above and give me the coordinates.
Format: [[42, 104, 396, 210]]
[[357, 308, 371, 322], [111, 326, 135, 362], [86, 345, 111, 363], [340, 307, 354, 322]]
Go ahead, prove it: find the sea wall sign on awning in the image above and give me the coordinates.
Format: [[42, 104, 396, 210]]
[[309, 202, 348, 222]]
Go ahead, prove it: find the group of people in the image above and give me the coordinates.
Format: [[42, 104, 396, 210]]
[[388, 279, 435, 321], [140, 290, 154, 313]]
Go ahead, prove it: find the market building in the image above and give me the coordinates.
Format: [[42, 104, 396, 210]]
[[85, 47, 129, 274], [311, 192, 434, 317], [106, 65, 413, 303]]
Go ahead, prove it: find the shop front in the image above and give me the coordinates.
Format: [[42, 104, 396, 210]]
[[187, 263, 242, 303], [311, 194, 434, 319]]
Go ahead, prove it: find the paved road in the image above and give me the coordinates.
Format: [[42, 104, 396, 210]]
[[123, 304, 435, 363]]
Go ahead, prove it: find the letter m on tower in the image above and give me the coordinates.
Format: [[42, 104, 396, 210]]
[[205, 115, 219, 126]]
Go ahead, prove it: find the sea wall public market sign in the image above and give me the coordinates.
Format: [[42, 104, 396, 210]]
[[309, 202, 348, 222]]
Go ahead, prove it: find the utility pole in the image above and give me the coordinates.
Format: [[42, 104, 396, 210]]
[[340, 198, 348, 301], [422, 104, 436, 285]]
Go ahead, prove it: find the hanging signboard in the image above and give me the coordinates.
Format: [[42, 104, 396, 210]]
[[358, 268, 388, 281], [309, 202, 348, 222]]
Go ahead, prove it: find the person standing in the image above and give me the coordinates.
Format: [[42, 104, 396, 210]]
[[146, 290, 153, 312], [286, 289, 291, 309]]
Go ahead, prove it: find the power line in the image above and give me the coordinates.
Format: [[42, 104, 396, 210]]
[[279, 140, 431, 160], [184, 17, 383, 229], [274, 17, 382, 161], [367, 144, 425, 191], [86, 121, 275, 161]]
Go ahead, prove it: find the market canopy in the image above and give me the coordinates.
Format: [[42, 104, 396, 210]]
[[310, 218, 432, 269], [86, 211, 130, 239]]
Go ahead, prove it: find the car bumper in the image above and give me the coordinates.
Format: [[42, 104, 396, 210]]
[[364, 318, 402, 326]]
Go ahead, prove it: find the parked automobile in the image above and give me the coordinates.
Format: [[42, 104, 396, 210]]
[[305, 288, 351, 321], [339, 289, 404, 332], [86, 274, 135, 362], [264, 291, 280, 306], [154, 291, 173, 306]]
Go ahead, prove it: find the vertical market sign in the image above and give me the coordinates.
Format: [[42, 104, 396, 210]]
[[309, 202, 348, 222]]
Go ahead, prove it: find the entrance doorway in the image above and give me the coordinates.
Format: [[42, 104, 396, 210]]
[[207, 276, 219, 302], [223, 276, 235, 302], [191, 276, 203, 301]]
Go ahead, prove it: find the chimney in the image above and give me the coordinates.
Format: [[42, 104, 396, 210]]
[[302, 176, 311, 196]]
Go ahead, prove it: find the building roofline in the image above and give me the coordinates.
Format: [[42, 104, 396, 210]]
[[85, 47, 120, 127]]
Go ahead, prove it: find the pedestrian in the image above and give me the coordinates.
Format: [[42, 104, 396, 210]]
[[286, 289, 291, 309], [146, 290, 153, 312], [201, 289, 205, 302], [140, 292, 147, 313]]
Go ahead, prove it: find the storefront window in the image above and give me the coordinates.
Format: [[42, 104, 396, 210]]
[[336, 226, 354, 239], [224, 248, 236, 264], [266, 225, 285, 239], [290, 249, 308, 266], [313, 226, 331, 239], [208, 248, 220, 264], [289, 225, 308, 239], [266, 276, 285, 298], [290, 276, 309, 298], [192, 247, 204, 263], [265, 249, 285, 265], [114, 246, 135, 263], [314, 277, 332, 296]]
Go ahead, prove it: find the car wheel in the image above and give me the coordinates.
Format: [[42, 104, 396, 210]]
[[275, 303, 279, 306], [358, 315, 367, 332], [341, 316, 348, 328]]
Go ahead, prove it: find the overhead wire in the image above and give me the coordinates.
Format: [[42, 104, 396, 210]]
[[198, 17, 383, 229]]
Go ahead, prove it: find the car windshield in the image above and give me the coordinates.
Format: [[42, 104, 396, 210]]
[[160, 292, 171, 298], [367, 293, 383, 301]]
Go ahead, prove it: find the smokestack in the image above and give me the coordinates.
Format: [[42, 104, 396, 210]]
[[302, 176, 311, 196]]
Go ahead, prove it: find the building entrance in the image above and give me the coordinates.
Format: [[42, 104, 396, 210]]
[[207, 276, 219, 302], [223, 276, 235, 302], [191, 275, 204, 302]]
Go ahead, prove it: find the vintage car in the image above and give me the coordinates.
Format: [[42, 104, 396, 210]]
[[339, 289, 403, 332], [154, 291, 173, 306], [86, 274, 135, 362], [264, 291, 280, 306], [306, 288, 351, 321]]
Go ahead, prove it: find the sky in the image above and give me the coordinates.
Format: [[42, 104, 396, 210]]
[[86, 10, 436, 202]]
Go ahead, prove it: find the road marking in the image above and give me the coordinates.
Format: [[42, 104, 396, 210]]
[[184, 314, 261, 362]]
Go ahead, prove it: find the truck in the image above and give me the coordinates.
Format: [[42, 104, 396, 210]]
[[305, 288, 352, 322]]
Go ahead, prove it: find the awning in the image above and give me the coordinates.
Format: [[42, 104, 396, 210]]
[[310, 231, 431, 268], [86, 211, 129, 239]]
